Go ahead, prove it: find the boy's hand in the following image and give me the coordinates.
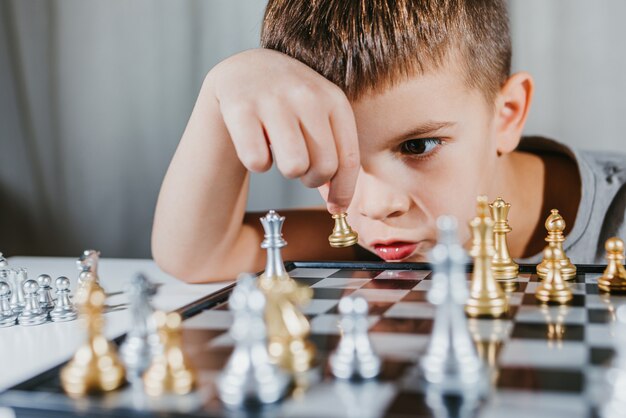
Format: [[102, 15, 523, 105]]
[[210, 48, 360, 214]]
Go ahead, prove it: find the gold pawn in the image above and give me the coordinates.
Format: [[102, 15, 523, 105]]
[[536, 209, 576, 280], [143, 311, 196, 396], [535, 246, 573, 304], [328, 213, 358, 247], [489, 197, 519, 281], [60, 280, 125, 396], [598, 237, 626, 293], [465, 196, 508, 318]]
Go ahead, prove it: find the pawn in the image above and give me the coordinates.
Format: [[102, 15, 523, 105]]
[[0, 281, 17, 327], [328, 213, 358, 248], [330, 295, 381, 379], [536, 209, 576, 280], [0, 252, 7, 267], [598, 237, 626, 293], [37, 274, 55, 312], [143, 311, 196, 396], [535, 246, 573, 304], [18, 279, 48, 326], [50, 276, 78, 322]]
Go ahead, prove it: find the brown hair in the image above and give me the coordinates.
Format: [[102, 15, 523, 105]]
[[261, 0, 511, 102]]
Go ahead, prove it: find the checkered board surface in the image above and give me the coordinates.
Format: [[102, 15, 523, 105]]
[[0, 261, 619, 418]]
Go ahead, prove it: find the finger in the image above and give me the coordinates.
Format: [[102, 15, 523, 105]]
[[298, 113, 339, 188], [327, 99, 360, 214], [260, 103, 310, 179], [221, 103, 272, 172]]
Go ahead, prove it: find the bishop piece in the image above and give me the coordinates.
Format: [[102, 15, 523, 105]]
[[536, 209, 576, 280], [328, 213, 358, 248], [598, 237, 626, 293]]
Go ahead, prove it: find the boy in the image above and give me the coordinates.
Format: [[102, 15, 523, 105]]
[[152, 0, 626, 283]]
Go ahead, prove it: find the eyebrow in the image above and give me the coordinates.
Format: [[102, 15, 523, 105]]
[[388, 121, 457, 143]]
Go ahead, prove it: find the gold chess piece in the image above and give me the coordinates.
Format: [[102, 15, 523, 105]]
[[143, 311, 196, 396], [60, 280, 125, 396], [598, 237, 626, 293], [328, 213, 358, 247], [536, 209, 576, 280], [535, 246, 573, 304], [465, 196, 508, 318], [489, 197, 519, 281]]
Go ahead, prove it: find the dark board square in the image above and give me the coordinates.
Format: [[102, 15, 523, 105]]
[[497, 367, 583, 392], [327, 301, 394, 316], [586, 284, 600, 295], [293, 277, 326, 286], [385, 391, 476, 418], [310, 333, 341, 354], [521, 293, 585, 307], [590, 347, 615, 366], [370, 318, 433, 334], [588, 309, 614, 324], [363, 279, 420, 290], [510, 322, 585, 341], [312, 287, 355, 300], [329, 269, 385, 279], [402, 291, 430, 302]]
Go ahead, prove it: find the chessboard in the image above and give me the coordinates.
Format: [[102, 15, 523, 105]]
[[0, 261, 617, 418]]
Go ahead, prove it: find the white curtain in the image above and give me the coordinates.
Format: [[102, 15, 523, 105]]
[[1, 0, 625, 258]]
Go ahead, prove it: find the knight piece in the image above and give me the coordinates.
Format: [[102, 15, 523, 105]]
[[328, 213, 358, 248], [489, 197, 519, 281], [60, 279, 125, 396], [536, 209, 576, 280], [50, 276, 78, 322], [420, 216, 485, 393], [535, 246, 573, 305], [217, 274, 290, 406], [598, 237, 626, 293], [465, 197, 508, 318]]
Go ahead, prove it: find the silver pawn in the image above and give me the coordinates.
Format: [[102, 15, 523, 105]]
[[76, 249, 101, 287], [50, 276, 78, 322], [0, 281, 17, 327], [10, 268, 27, 314], [37, 274, 55, 313], [217, 273, 290, 406], [420, 216, 485, 393], [330, 295, 381, 379], [260, 210, 289, 279], [119, 273, 161, 378], [18, 279, 48, 326]]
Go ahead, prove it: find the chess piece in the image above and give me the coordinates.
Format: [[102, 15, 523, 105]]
[[10, 268, 26, 313], [18, 279, 48, 326], [76, 249, 104, 295], [421, 216, 485, 392], [37, 274, 55, 312], [120, 273, 161, 378], [330, 295, 381, 379], [489, 197, 519, 280], [536, 209, 576, 280], [598, 237, 626, 293], [50, 276, 78, 322], [143, 311, 196, 396], [0, 281, 17, 327], [217, 274, 290, 406], [259, 210, 292, 283], [328, 213, 358, 247], [535, 246, 573, 304], [465, 196, 508, 318], [0, 252, 7, 267], [60, 279, 125, 396]]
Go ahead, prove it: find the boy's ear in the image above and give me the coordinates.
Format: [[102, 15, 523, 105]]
[[494, 72, 534, 155]]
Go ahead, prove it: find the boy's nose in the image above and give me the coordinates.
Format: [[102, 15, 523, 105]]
[[354, 172, 411, 221]]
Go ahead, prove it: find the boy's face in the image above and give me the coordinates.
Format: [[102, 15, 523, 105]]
[[347, 65, 500, 261]]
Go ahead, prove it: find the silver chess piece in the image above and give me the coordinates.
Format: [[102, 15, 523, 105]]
[[0, 281, 17, 327], [260, 210, 289, 280], [77, 249, 102, 287], [120, 273, 161, 378], [420, 216, 486, 394], [18, 279, 48, 326], [37, 274, 55, 312], [217, 273, 290, 406], [0, 252, 7, 268], [330, 295, 381, 379], [10, 268, 27, 314], [50, 276, 78, 322]]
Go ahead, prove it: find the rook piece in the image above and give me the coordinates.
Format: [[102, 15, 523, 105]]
[[50, 276, 78, 322], [598, 237, 626, 293], [37, 274, 55, 312], [60, 280, 125, 396], [143, 311, 196, 396], [536, 209, 576, 280], [489, 197, 519, 281], [465, 196, 508, 318], [421, 216, 485, 392], [120, 273, 161, 377], [217, 274, 290, 406], [18, 279, 48, 326], [328, 213, 358, 248], [10, 268, 26, 313], [0, 281, 17, 327], [330, 295, 381, 379], [535, 246, 573, 304]]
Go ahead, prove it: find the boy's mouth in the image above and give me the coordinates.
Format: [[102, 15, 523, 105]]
[[372, 241, 418, 261]]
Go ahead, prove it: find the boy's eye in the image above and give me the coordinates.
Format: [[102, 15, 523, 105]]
[[400, 138, 442, 156]]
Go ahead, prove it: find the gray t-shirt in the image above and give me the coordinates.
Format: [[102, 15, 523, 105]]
[[517, 137, 626, 265]]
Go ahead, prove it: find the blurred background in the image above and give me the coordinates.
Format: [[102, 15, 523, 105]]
[[1, 0, 625, 259]]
